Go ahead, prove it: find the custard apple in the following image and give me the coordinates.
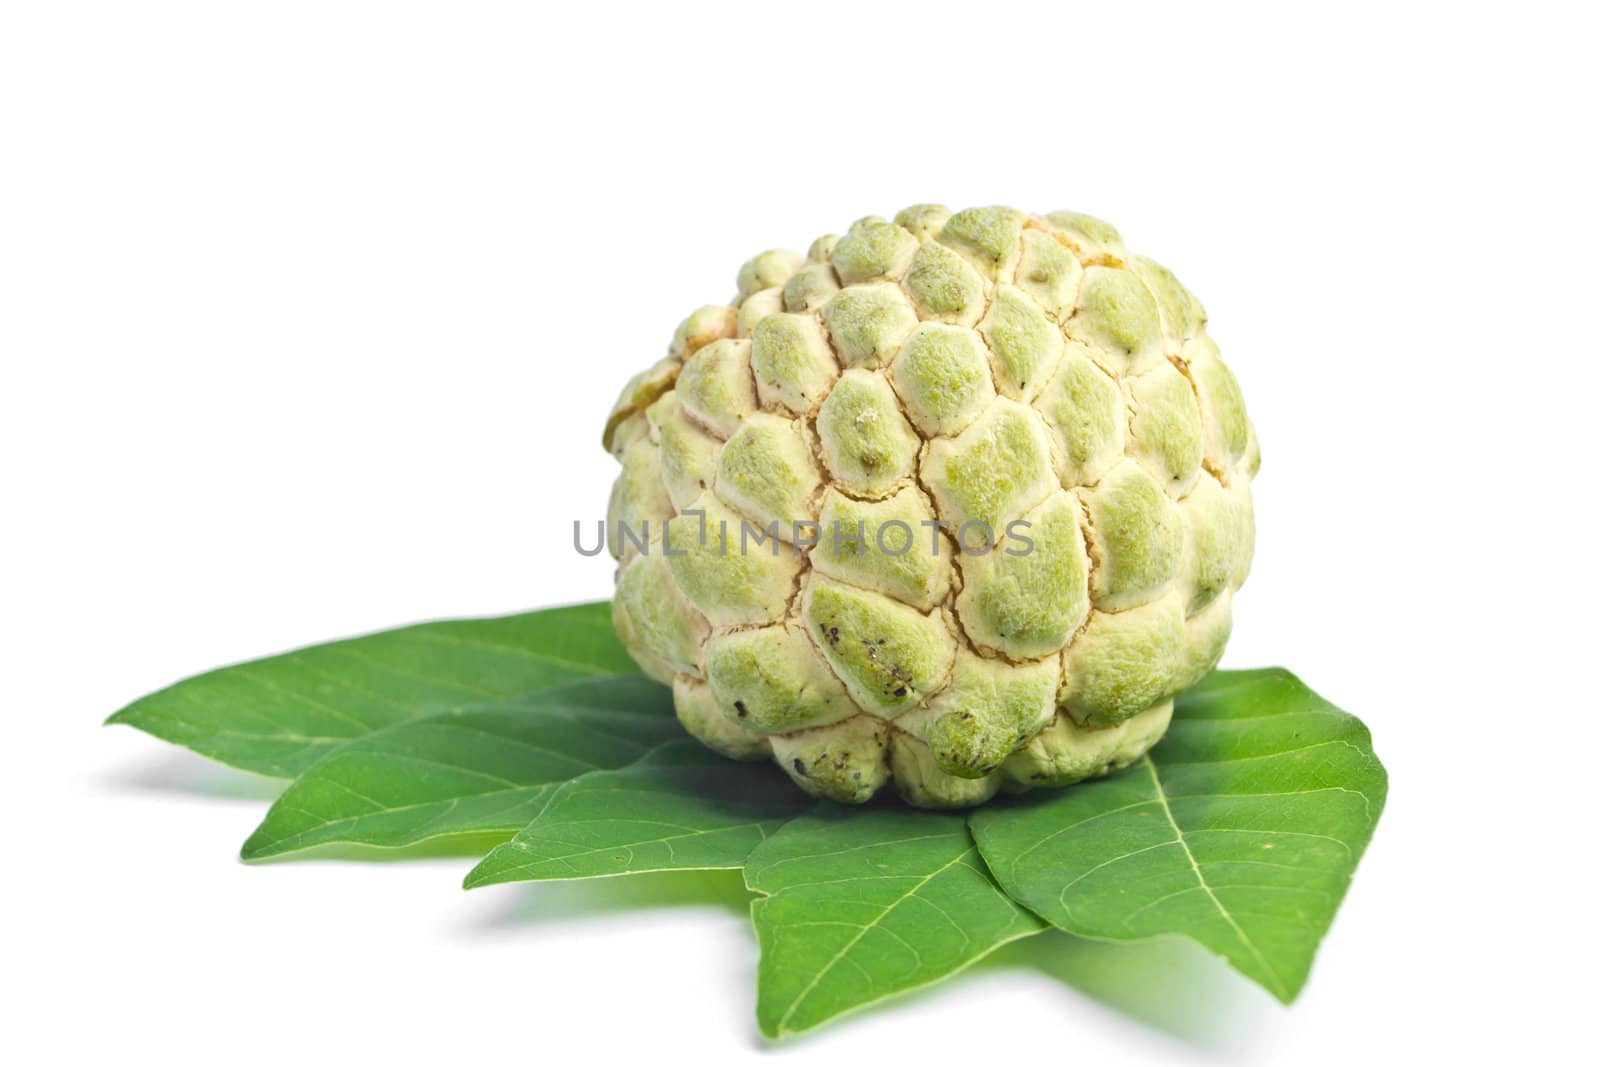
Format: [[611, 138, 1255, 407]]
[[602, 205, 1258, 808]]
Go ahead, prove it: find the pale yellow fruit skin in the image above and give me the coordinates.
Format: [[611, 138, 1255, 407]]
[[602, 206, 1258, 808]]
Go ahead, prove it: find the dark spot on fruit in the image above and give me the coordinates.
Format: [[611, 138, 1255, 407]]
[[734, 700, 749, 718], [792, 758, 806, 776], [893, 686, 906, 697]]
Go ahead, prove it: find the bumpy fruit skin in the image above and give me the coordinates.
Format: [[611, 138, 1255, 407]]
[[603, 206, 1258, 808]]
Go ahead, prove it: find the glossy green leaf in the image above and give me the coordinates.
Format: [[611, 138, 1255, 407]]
[[969, 668, 1387, 1004], [464, 741, 810, 887], [745, 807, 1045, 1038], [240, 675, 676, 860], [108, 601, 636, 777]]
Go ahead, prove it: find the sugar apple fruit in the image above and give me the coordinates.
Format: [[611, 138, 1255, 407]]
[[602, 205, 1258, 809]]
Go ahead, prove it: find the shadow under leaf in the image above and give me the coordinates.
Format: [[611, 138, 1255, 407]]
[[242, 831, 516, 865], [978, 929, 1278, 1054], [464, 867, 754, 934], [97, 749, 286, 803]]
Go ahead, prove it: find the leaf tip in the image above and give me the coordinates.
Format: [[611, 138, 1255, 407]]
[[238, 834, 274, 863], [1267, 971, 1305, 1005], [461, 862, 497, 890]]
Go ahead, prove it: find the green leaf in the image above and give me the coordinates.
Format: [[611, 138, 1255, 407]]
[[240, 675, 676, 860], [108, 601, 636, 777], [464, 740, 810, 887], [969, 668, 1387, 1004], [745, 807, 1045, 1038]]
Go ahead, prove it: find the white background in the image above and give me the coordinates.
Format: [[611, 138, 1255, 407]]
[[4, 2, 1595, 1062]]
